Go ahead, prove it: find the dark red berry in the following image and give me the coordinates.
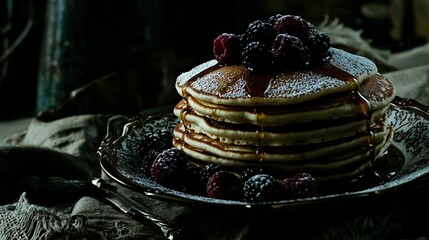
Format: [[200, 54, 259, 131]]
[[280, 172, 318, 199], [150, 148, 188, 189], [213, 33, 242, 65], [200, 163, 225, 187], [271, 33, 310, 68], [243, 174, 280, 202], [273, 15, 314, 41], [206, 171, 243, 200]]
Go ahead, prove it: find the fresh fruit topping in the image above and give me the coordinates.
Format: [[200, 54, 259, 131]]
[[306, 31, 332, 65], [139, 131, 171, 154], [142, 149, 163, 175], [242, 20, 276, 46], [150, 148, 188, 189], [243, 174, 280, 202], [273, 15, 313, 41], [182, 163, 205, 195], [271, 33, 310, 68], [241, 167, 268, 182], [212, 14, 331, 71], [213, 33, 241, 65], [200, 163, 226, 187], [139, 131, 172, 175], [241, 41, 272, 71], [280, 172, 318, 199], [206, 171, 243, 200]]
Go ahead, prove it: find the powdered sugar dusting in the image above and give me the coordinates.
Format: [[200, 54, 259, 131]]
[[265, 71, 345, 98], [176, 59, 218, 87], [329, 48, 377, 82], [176, 48, 378, 104]]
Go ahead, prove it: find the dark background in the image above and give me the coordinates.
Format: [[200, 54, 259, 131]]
[[0, 0, 427, 120]]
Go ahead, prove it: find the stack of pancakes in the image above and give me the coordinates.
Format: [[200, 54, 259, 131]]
[[172, 48, 395, 182]]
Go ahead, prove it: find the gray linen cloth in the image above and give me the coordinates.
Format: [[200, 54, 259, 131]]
[[1, 36, 429, 239]]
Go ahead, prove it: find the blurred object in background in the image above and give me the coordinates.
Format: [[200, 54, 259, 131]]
[[1, 0, 428, 121], [0, 0, 44, 120], [389, 0, 429, 51], [37, 0, 171, 114]]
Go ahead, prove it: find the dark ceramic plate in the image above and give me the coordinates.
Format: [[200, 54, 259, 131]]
[[97, 96, 429, 210]]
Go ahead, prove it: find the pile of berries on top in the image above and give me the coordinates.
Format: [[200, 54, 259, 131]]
[[140, 130, 318, 202], [213, 14, 331, 72]]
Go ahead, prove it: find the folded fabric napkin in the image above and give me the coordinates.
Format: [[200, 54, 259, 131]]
[[1, 24, 429, 239]]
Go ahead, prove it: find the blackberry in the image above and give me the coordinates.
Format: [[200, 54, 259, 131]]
[[139, 131, 170, 156], [241, 41, 272, 71], [306, 31, 331, 65], [242, 20, 276, 46], [142, 148, 163, 175], [268, 14, 284, 25], [182, 163, 205, 195], [243, 174, 280, 202], [241, 167, 268, 182], [271, 33, 310, 69], [213, 33, 242, 66], [280, 172, 318, 199], [200, 163, 225, 187], [273, 15, 314, 41], [150, 148, 188, 189], [206, 171, 243, 200], [157, 129, 173, 146]]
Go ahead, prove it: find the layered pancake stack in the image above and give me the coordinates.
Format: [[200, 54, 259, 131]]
[[172, 16, 395, 183]]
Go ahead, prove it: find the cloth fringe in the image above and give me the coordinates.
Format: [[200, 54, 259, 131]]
[[0, 193, 86, 240]]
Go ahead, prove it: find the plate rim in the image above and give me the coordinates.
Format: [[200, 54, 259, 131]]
[[97, 96, 429, 210]]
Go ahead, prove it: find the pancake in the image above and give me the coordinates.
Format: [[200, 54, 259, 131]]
[[173, 124, 394, 182], [173, 119, 389, 162], [174, 104, 389, 145], [170, 17, 395, 184], [175, 73, 394, 126], [176, 48, 382, 106]]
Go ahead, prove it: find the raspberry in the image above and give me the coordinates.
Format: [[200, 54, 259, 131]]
[[243, 174, 280, 202], [206, 171, 243, 200], [213, 33, 242, 65], [241, 41, 272, 72], [150, 148, 188, 189], [199, 163, 225, 187], [271, 33, 310, 69], [242, 20, 276, 46], [280, 172, 318, 199], [273, 15, 314, 41]]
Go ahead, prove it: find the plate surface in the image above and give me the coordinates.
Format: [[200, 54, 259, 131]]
[[97, 96, 429, 210]]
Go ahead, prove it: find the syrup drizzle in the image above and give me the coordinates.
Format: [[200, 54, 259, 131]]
[[316, 64, 375, 161], [243, 72, 273, 161]]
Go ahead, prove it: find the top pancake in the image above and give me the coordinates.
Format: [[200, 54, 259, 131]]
[[176, 48, 379, 106]]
